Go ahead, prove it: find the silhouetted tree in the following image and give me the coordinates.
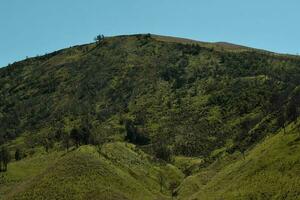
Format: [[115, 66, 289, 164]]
[[0, 135, 4, 146], [153, 142, 171, 162], [0, 149, 2, 171], [0, 146, 11, 172], [125, 120, 136, 142], [158, 171, 165, 192], [80, 126, 91, 145], [15, 148, 22, 161], [94, 34, 105, 44], [124, 120, 149, 145], [277, 108, 286, 133], [89, 132, 105, 146], [41, 134, 54, 153], [286, 88, 300, 123], [169, 181, 179, 199], [286, 101, 298, 123], [239, 146, 247, 160], [69, 124, 91, 148], [70, 128, 81, 147], [62, 133, 71, 151]]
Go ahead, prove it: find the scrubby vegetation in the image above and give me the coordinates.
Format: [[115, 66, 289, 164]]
[[0, 34, 300, 199]]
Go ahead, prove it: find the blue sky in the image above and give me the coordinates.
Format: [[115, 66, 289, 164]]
[[1, 0, 300, 67]]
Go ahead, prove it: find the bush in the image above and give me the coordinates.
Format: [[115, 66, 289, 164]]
[[15, 148, 22, 161], [153, 143, 172, 162], [0, 146, 11, 172]]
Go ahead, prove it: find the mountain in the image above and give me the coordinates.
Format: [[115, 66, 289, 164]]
[[0, 34, 300, 200]]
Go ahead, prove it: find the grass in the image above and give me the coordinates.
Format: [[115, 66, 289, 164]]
[[0, 150, 63, 198], [173, 156, 204, 175], [4, 125, 299, 200], [1, 142, 184, 200], [177, 122, 300, 200]]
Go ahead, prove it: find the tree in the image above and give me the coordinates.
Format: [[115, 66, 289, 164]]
[[158, 171, 165, 192], [125, 120, 137, 143], [15, 148, 22, 161], [62, 133, 71, 151], [286, 87, 300, 123], [239, 146, 247, 160], [70, 128, 81, 148], [286, 101, 298, 123], [0, 146, 11, 172], [0, 149, 2, 171], [80, 126, 91, 145], [94, 34, 104, 44], [169, 181, 179, 199], [89, 132, 105, 146], [41, 134, 54, 153], [124, 120, 149, 145], [0, 134, 5, 146], [153, 142, 172, 162], [277, 108, 286, 134], [69, 124, 91, 148]]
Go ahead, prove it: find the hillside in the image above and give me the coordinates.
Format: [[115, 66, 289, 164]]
[[1, 34, 300, 199], [1, 143, 183, 200], [177, 121, 300, 200]]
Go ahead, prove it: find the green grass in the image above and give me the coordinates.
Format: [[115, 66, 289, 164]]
[[0, 151, 63, 198], [1, 142, 183, 200], [173, 156, 203, 175], [8, 126, 298, 200], [177, 122, 300, 200]]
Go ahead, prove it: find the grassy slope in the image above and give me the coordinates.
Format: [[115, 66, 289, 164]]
[[3, 124, 300, 200], [177, 121, 300, 200], [1, 143, 183, 200], [0, 150, 63, 198]]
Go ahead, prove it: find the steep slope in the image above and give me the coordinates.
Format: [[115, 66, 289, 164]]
[[177, 121, 300, 200], [1, 143, 183, 200], [0, 149, 63, 198]]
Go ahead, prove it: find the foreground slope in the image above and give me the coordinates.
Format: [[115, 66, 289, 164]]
[[1, 143, 183, 200], [177, 121, 300, 200], [3, 123, 300, 200]]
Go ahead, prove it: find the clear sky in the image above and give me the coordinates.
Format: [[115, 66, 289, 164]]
[[1, 0, 300, 67]]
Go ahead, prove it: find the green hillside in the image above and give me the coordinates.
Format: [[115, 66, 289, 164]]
[[177, 121, 300, 200], [1, 142, 183, 200], [1, 34, 300, 199]]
